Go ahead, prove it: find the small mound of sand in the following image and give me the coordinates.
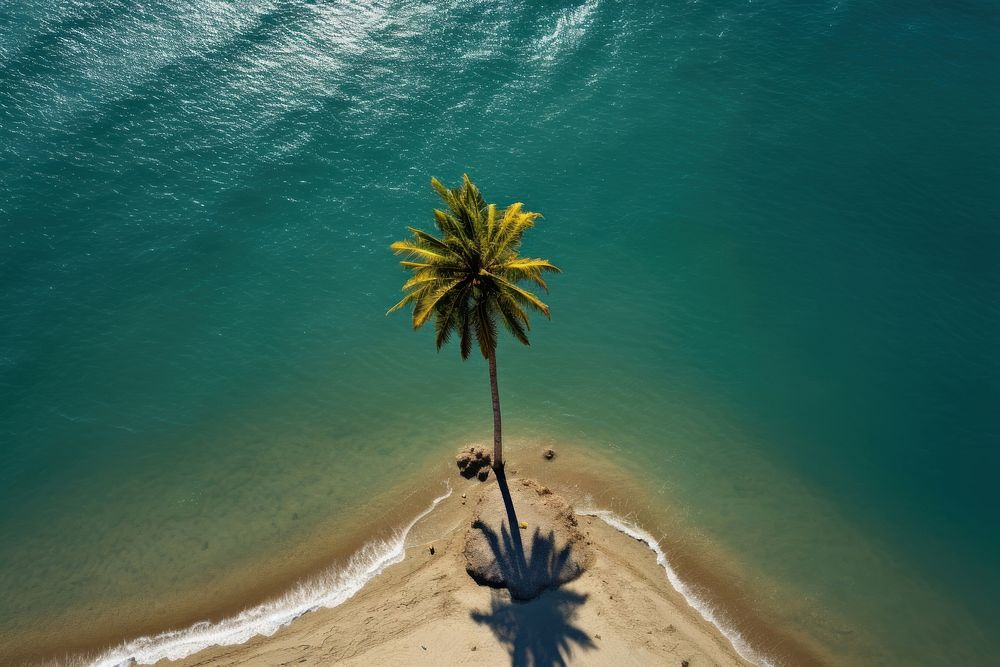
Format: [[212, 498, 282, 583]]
[[463, 478, 593, 600], [456, 446, 492, 481]]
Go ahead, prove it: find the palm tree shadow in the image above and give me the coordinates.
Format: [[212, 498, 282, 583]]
[[470, 469, 595, 665], [471, 519, 580, 601], [493, 465, 529, 583], [484, 466, 581, 598], [471, 588, 594, 666]]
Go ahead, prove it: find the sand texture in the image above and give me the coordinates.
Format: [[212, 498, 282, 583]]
[[463, 477, 593, 600], [174, 475, 749, 666]]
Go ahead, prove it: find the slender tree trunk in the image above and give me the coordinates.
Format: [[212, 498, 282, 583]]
[[487, 351, 526, 575], [488, 351, 503, 471]]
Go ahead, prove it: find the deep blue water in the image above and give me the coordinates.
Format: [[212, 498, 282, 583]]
[[2, 1, 998, 663]]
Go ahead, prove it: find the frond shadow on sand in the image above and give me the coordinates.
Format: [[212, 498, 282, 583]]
[[469, 478, 595, 667]]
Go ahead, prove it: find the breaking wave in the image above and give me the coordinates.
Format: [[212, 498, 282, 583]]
[[91, 486, 452, 666], [578, 508, 774, 667]]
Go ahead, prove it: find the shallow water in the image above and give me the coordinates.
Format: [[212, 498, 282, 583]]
[[2, 1, 998, 664]]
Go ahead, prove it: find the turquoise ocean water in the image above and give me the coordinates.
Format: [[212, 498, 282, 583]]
[[2, 1, 998, 663]]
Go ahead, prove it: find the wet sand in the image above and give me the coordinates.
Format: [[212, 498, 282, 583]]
[[172, 472, 750, 667], [34, 444, 831, 666]]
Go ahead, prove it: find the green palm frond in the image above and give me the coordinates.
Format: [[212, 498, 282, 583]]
[[388, 175, 559, 359]]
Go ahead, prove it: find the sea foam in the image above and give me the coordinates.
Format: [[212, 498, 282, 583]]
[[91, 486, 452, 667], [578, 508, 774, 667], [91, 488, 765, 666]]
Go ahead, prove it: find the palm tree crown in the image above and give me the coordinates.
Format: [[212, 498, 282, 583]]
[[388, 175, 560, 358]]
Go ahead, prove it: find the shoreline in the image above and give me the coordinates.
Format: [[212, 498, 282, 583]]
[[27, 443, 828, 666], [89, 488, 456, 666], [578, 508, 772, 667], [166, 473, 753, 667], [3, 457, 458, 666]]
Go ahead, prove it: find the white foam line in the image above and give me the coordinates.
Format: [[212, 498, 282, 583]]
[[577, 508, 774, 667], [91, 486, 452, 667]]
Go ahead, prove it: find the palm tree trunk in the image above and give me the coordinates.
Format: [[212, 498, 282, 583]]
[[488, 351, 503, 471], [487, 351, 527, 574]]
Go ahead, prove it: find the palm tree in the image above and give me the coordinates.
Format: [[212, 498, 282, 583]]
[[388, 174, 559, 475]]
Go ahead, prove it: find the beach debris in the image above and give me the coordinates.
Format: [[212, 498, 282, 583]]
[[421, 645, 426, 650], [471, 646, 477, 651], [456, 445, 492, 482], [429, 546, 435, 555], [595, 634, 601, 640], [543, 448, 556, 460], [461, 493, 467, 499], [519, 521, 528, 529], [681, 661, 689, 667]]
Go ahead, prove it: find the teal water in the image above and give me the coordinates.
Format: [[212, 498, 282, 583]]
[[2, 0, 998, 663]]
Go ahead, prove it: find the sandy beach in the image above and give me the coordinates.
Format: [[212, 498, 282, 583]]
[[173, 471, 750, 667]]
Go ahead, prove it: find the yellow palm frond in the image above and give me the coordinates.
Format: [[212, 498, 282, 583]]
[[483, 271, 551, 318], [412, 279, 463, 328], [389, 176, 558, 358], [501, 257, 561, 291], [389, 241, 444, 261]]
